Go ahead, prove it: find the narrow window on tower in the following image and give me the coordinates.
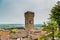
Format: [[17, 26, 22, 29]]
[[29, 20, 32, 24]]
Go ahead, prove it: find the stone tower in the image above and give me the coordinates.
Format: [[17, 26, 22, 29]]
[[24, 11, 34, 31]]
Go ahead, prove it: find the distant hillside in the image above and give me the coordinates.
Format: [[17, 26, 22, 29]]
[[0, 24, 43, 29], [0, 24, 24, 29], [34, 24, 43, 27]]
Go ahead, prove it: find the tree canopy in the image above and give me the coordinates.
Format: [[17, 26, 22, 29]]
[[50, 1, 60, 24]]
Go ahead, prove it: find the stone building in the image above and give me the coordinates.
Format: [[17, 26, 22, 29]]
[[24, 11, 34, 32]]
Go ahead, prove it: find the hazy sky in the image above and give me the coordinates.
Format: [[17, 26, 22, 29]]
[[0, 0, 59, 24]]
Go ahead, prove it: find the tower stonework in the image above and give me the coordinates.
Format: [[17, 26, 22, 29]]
[[24, 11, 34, 31]]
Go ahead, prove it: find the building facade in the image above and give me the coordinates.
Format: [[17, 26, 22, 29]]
[[24, 11, 34, 32]]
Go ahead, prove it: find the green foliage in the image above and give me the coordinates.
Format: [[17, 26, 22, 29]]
[[42, 1, 60, 39], [42, 21, 57, 31], [42, 21, 57, 38], [49, 1, 60, 38], [57, 32, 60, 37], [10, 31, 16, 34], [38, 37, 46, 40], [54, 31, 60, 37], [10, 29, 17, 34], [50, 1, 60, 24], [47, 33, 54, 37], [42, 22, 47, 27]]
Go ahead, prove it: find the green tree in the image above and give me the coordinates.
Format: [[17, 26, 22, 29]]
[[42, 21, 57, 40], [42, 22, 47, 27], [47, 21, 57, 40], [50, 1, 60, 32]]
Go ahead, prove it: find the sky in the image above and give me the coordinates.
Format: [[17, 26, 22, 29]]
[[0, 0, 59, 24]]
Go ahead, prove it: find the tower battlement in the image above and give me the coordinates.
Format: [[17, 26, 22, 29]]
[[24, 11, 34, 17]]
